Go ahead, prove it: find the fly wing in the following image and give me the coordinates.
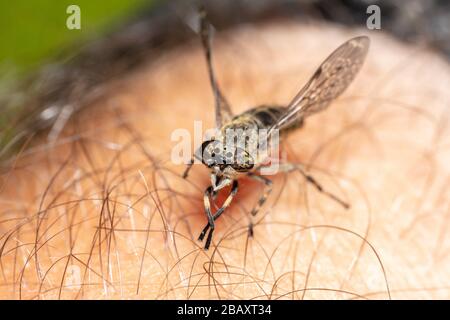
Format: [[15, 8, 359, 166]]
[[199, 8, 234, 128], [268, 36, 370, 135]]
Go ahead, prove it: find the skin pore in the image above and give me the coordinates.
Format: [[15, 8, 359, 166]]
[[0, 20, 450, 299]]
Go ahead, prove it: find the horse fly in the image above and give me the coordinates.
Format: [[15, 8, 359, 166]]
[[183, 8, 370, 250]]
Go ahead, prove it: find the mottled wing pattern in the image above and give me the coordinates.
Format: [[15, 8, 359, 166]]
[[269, 36, 370, 134]]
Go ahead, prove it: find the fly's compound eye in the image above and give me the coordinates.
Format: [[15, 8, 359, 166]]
[[223, 149, 234, 164], [201, 140, 223, 168]]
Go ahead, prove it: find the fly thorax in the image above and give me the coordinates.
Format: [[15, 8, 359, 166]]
[[222, 122, 259, 163]]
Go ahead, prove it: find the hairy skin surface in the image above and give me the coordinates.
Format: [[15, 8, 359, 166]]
[[1, 22, 450, 299]]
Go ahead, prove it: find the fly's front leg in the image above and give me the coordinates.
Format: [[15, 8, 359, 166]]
[[279, 163, 350, 209], [198, 186, 215, 249], [198, 180, 239, 250]]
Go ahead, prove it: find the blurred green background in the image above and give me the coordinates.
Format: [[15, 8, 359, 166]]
[[0, 0, 152, 75], [0, 0, 155, 159]]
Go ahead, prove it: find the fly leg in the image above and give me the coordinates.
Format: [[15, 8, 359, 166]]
[[246, 173, 273, 237], [182, 158, 194, 179], [279, 163, 350, 209], [198, 186, 215, 250], [198, 180, 239, 250]]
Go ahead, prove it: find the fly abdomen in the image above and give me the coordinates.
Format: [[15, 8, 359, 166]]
[[240, 105, 303, 133], [239, 105, 284, 129]]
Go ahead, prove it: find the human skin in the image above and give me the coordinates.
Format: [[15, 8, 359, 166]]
[[0, 21, 449, 300]]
